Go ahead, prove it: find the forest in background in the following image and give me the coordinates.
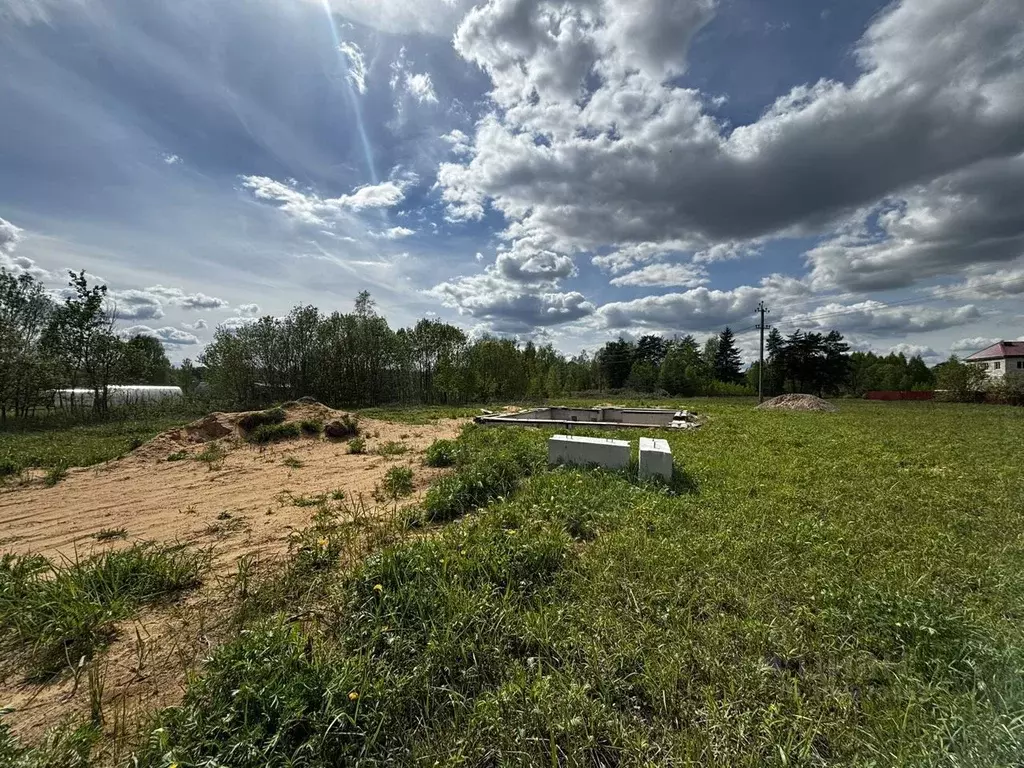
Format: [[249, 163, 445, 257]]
[[0, 268, 1003, 420]]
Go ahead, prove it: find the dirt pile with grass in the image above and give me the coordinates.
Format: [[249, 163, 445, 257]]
[[756, 393, 838, 412]]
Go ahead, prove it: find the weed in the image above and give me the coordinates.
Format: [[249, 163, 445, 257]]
[[374, 466, 414, 502], [0, 544, 205, 677], [299, 419, 323, 436], [194, 442, 226, 464], [128, 436, 145, 451], [246, 422, 302, 445], [166, 450, 189, 462], [348, 437, 366, 455], [375, 441, 409, 458], [43, 462, 68, 487], [0, 718, 101, 767], [423, 438, 457, 468], [237, 407, 287, 433], [216, 511, 233, 520], [94, 528, 127, 542], [330, 489, 346, 501], [0, 459, 19, 477], [289, 492, 328, 508], [282, 455, 305, 469]]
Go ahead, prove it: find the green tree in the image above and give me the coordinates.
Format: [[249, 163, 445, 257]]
[[713, 327, 744, 384], [122, 335, 172, 385]]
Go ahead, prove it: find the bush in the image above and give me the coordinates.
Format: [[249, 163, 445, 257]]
[[348, 437, 366, 455], [43, 462, 68, 487], [246, 422, 302, 445], [424, 439, 457, 468], [299, 419, 323, 436], [375, 441, 408, 457], [0, 544, 205, 677], [237, 407, 287, 433], [325, 415, 360, 440], [376, 466, 414, 501]]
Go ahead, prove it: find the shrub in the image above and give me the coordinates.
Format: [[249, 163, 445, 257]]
[[325, 415, 360, 440], [282, 455, 305, 469], [247, 422, 302, 445], [195, 442, 226, 464], [375, 466, 414, 501], [166, 450, 189, 461], [0, 458, 20, 478], [348, 437, 366, 455], [94, 528, 127, 542], [237, 407, 287, 433], [299, 419, 323, 436], [424, 439, 457, 468], [375, 441, 408, 457], [0, 544, 205, 677]]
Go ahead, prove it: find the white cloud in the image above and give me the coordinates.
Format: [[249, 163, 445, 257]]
[[236, 303, 261, 317], [110, 290, 165, 321], [219, 316, 259, 331], [240, 176, 406, 226], [785, 301, 982, 336], [609, 263, 709, 288], [338, 41, 367, 95], [183, 319, 208, 331], [375, 226, 415, 239], [937, 268, 1024, 300], [404, 72, 438, 104], [438, 0, 1024, 309], [163, 153, 182, 165], [0, 217, 20, 255], [442, 129, 472, 156], [950, 337, 999, 353], [888, 343, 940, 360], [146, 285, 229, 310], [123, 325, 200, 346]]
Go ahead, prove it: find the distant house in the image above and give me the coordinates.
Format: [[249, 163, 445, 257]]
[[965, 341, 1024, 380]]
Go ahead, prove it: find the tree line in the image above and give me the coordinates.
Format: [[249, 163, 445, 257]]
[[4, 268, 1000, 418]]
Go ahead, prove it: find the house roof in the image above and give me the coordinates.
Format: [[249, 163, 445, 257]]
[[965, 341, 1024, 361]]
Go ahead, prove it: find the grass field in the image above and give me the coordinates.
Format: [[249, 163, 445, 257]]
[[3, 399, 1024, 765], [0, 415, 194, 477]]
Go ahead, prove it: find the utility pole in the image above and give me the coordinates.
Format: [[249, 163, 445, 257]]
[[756, 301, 770, 404]]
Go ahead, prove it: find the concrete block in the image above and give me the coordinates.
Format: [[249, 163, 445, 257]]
[[639, 437, 673, 481], [548, 434, 630, 470]]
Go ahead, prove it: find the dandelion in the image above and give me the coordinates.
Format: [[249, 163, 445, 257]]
[[349, 691, 360, 701], [317, 536, 329, 548], [373, 583, 383, 593]]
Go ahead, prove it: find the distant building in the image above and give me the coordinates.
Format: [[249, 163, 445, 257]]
[[965, 341, 1024, 380]]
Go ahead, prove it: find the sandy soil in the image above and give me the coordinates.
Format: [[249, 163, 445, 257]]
[[0, 404, 463, 565], [0, 404, 466, 747]]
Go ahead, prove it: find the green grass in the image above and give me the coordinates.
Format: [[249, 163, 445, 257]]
[[299, 419, 323, 436], [281, 455, 305, 469], [43, 462, 68, 487], [93, 528, 127, 542], [374, 440, 409, 457], [0, 544, 206, 678], [348, 437, 366, 455], [237, 407, 287, 433], [423, 438, 457, 467], [246, 422, 302, 445], [374, 466, 415, 502], [130, 400, 1024, 766], [0, 415, 192, 473]]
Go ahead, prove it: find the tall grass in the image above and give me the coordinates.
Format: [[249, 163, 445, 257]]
[[0, 544, 206, 678]]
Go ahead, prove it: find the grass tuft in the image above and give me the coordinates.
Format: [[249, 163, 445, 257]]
[[299, 419, 323, 436], [93, 528, 127, 542], [348, 437, 366, 455], [237, 407, 287, 433], [375, 441, 409, 458], [374, 466, 414, 502], [0, 544, 205, 677], [246, 422, 302, 445], [43, 462, 68, 487], [281, 455, 305, 469], [423, 438, 457, 468]]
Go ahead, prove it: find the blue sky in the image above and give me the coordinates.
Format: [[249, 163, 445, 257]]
[[1, 0, 1022, 363]]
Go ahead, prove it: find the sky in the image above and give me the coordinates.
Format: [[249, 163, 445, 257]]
[[1, 0, 1023, 365]]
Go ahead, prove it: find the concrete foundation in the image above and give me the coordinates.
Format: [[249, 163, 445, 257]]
[[639, 437, 673, 481], [477, 406, 699, 430], [548, 434, 631, 470]]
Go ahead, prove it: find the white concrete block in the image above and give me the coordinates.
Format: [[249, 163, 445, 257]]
[[548, 434, 630, 470], [639, 437, 673, 481]]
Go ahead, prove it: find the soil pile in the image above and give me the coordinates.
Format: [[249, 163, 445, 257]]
[[756, 394, 838, 412], [133, 401, 354, 460]]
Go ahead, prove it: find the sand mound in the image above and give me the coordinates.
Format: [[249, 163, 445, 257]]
[[133, 401, 354, 460], [756, 394, 838, 412]]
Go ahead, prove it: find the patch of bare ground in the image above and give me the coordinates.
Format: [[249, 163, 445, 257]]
[[0, 402, 465, 749]]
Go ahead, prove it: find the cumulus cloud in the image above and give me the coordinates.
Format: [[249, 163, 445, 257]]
[[438, 0, 1024, 304], [339, 41, 368, 94], [163, 153, 182, 165], [441, 129, 472, 156], [183, 319, 208, 331], [241, 176, 406, 226], [785, 301, 981, 336], [219, 316, 259, 331], [146, 285, 229, 310], [936, 268, 1024, 300], [389, 47, 439, 107], [110, 290, 165, 321], [236, 303, 261, 317], [375, 226, 415, 239], [122, 325, 200, 345], [0, 217, 20, 255], [609, 263, 709, 288], [951, 337, 1000, 353]]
